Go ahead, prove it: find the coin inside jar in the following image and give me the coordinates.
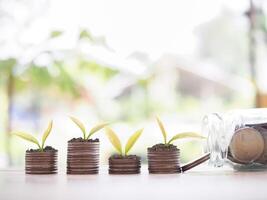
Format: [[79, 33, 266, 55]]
[[229, 127, 264, 164]]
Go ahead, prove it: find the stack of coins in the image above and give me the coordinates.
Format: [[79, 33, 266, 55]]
[[109, 155, 141, 174], [67, 141, 99, 174], [25, 151, 58, 174], [147, 147, 181, 174]]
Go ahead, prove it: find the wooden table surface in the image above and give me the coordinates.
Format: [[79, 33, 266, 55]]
[[0, 166, 267, 200]]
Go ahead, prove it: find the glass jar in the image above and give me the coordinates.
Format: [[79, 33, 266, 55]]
[[203, 108, 267, 170]]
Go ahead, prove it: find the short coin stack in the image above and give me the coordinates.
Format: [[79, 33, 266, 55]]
[[147, 144, 181, 174], [67, 139, 100, 174], [25, 149, 58, 174], [109, 155, 141, 174]]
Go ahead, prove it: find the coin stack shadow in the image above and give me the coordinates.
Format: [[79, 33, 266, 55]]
[[25, 151, 58, 174], [147, 148, 181, 174], [109, 156, 141, 174], [67, 141, 99, 174]]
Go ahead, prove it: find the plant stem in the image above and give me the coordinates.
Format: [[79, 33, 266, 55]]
[[83, 133, 86, 140], [38, 143, 43, 151]]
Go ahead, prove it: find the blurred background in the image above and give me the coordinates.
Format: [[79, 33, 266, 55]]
[[0, 0, 267, 169]]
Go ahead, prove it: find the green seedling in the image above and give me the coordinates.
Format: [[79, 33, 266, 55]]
[[70, 116, 108, 140], [12, 121, 53, 151], [105, 127, 143, 156], [156, 116, 205, 145]]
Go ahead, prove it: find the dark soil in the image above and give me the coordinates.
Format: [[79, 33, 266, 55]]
[[148, 143, 178, 151], [68, 137, 99, 143], [110, 154, 140, 160], [26, 146, 58, 152]]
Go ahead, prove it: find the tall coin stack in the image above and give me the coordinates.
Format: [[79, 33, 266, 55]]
[[147, 146, 181, 174], [25, 150, 58, 174], [67, 141, 100, 174]]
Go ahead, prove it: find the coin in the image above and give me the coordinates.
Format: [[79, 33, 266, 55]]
[[230, 127, 264, 164], [108, 155, 141, 174], [147, 145, 180, 174], [67, 141, 99, 175], [25, 150, 58, 174]]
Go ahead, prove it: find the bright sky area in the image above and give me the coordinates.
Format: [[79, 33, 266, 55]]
[[2, 0, 249, 61]]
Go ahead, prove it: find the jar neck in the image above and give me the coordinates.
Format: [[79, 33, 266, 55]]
[[203, 112, 243, 167], [203, 113, 225, 167]]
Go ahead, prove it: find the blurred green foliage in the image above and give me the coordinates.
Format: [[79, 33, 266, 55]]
[[50, 30, 63, 39], [79, 60, 119, 81]]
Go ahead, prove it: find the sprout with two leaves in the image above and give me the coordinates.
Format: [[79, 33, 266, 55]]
[[156, 117, 205, 145], [12, 121, 53, 151], [70, 116, 108, 140], [105, 127, 143, 156]]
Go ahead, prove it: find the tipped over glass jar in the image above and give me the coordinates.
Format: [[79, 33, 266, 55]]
[[202, 108, 267, 171]]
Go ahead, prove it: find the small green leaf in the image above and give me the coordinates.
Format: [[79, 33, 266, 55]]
[[168, 132, 206, 144], [41, 120, 53, 150], [50, 31, 63, 38], [70, 116, 86, 139], [125, 128, 143, 155], [12, 131, 41, 149], [156, 116, 167, 144], [105, 127, 122, 155], [87, 122, 109, 139]]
